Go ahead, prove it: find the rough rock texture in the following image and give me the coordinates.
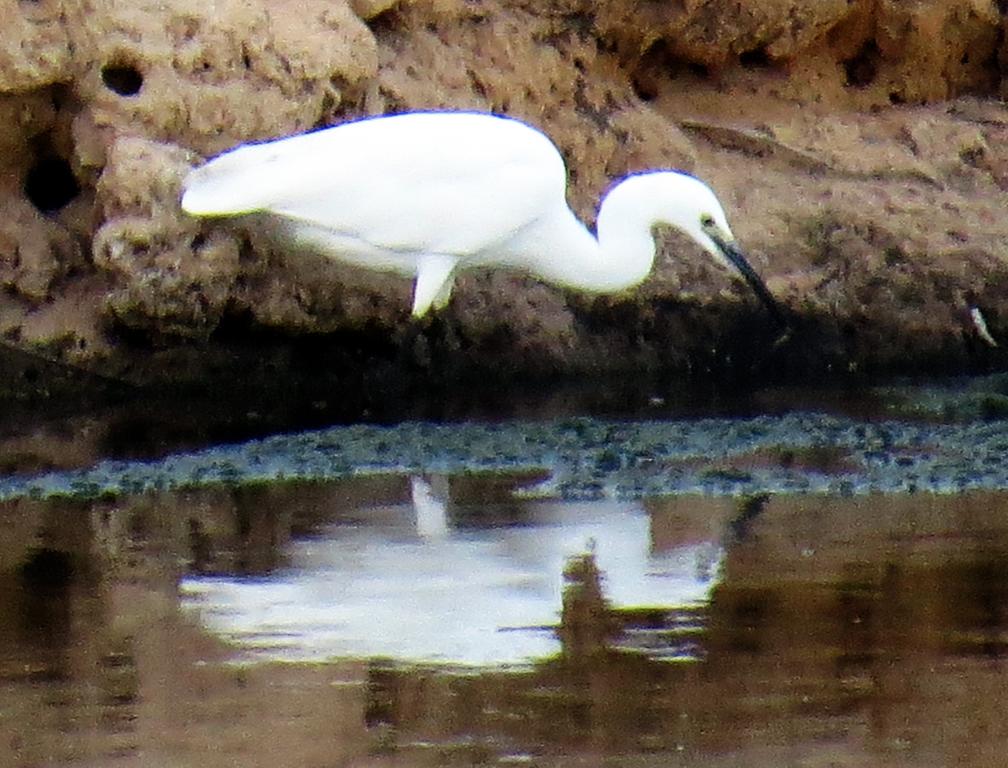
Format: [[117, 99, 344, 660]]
[[2, 0, 1008, 401]]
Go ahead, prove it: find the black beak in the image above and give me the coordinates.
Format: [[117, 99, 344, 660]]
[[709, 232, 788, 328]]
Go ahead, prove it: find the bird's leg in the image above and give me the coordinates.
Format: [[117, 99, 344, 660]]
[[430, 271, 457, 312], [412, 254, 460, 318]]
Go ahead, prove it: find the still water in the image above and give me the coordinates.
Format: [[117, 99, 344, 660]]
[[3, 466, 1008, 767]]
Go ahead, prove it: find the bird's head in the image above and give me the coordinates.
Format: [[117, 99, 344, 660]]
[[614, 171, 786, 325], [651, 172, 739, 268]]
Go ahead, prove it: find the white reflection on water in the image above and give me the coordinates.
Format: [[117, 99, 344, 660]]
[[180, 477, 723, 666]]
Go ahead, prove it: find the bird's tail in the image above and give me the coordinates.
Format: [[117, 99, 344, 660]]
[[180, 143, 288, 216]]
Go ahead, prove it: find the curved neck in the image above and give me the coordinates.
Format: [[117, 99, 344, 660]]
[[523, 193, 657, 295]]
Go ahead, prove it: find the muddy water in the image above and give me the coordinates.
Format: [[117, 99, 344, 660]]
[[3, 471, 1008, 768]]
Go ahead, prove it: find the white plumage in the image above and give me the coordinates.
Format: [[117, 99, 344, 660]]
[[181, 111, 781, 320]]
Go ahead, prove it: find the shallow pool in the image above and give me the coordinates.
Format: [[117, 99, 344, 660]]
[[3, 456, 1008, 767]]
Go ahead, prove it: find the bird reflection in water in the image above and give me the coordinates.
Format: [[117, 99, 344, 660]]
[[179, 474, 725, 666]]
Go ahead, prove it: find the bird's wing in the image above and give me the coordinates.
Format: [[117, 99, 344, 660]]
[[181, 113, 567, 258]]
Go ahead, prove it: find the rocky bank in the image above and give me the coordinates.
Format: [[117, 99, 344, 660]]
[[3, 0, 1008, 402]]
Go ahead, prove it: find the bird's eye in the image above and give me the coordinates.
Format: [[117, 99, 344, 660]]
[[700, 213, 716, 229]]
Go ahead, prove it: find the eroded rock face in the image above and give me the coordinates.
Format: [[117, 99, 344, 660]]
[[74, 0, 378, 156], [595, 0, 1002, 103], [92, 136, 240, 341], [0, 0, 73, 92], [1, 0, 1008, 397]]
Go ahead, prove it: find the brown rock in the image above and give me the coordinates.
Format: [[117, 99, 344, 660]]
[[350, 0, 400, 20], [595, 0, 855, 67], [0, 0, 73, 92], [93, 136, 239, 341], [0, 0, 1006, 398], [71, 0, 378, 158], [0, 194, 80, 303]]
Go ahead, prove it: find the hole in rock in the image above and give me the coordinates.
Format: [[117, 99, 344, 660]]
[[24, 155, 80, 213], [20, 548, 75, 590], [631, 40, 710, 102], [842, 40, 880, 88], [631, 70, 659, 102], [101, 62, 144, 96], [739, 46, 771, 69]]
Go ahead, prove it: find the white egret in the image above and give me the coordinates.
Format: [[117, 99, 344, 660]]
[[181, 111, 783, 321]]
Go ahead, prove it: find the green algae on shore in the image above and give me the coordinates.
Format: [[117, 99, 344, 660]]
[[3, 412, 1008, 502]]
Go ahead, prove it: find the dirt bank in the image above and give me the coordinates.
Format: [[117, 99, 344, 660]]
[[2, 0, 1008, 399]]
